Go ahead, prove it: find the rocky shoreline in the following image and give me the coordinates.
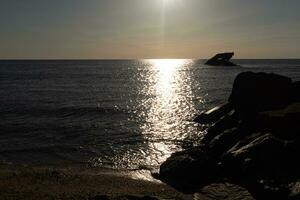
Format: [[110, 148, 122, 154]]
[[157, 71, 300, 200]]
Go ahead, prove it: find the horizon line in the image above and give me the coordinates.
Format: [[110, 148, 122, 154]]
[[1, 58, 300, 60]]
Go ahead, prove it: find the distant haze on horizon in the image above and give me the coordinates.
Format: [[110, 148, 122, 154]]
[[1, 0, 300, 59]]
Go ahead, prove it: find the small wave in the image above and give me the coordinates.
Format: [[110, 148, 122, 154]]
[[0, 145, 77, 154], [0, 145, 94, 165], [0, 105, 129, 119]]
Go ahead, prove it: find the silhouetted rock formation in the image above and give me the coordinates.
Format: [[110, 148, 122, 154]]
[[159, 147, 220, 193], [157, 71, 300, 200], [229, 72, 293, 112], [205, 52, 238, 66]]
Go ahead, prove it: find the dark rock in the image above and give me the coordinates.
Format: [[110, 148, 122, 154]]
[[289, 181, 300, 200], [194, 103, 233, 124], [257, 102, 300, 140], [194, 183, 255, 200], [159, 147, 219, 193], [244, 179, 290, 200], [205, 52, 238, 66], [208, 128, 243, 157], [222, 133, 300, 181], [221, 132, 264, 156], [201, 110, 239, 146], [228, 72, 293, 113], [292, 81, 300, 102], [158, 72, 299, 199]]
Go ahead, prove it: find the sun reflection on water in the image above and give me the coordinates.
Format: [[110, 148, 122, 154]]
[[151, 59, 187, 106], [140, 59, 198, 165], [89, 59, 203, 169]]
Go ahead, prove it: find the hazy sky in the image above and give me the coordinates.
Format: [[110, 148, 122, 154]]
[[1, 0, 300, 59]]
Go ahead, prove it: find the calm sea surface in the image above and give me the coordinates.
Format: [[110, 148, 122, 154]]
[[0, 59, 299, 169]]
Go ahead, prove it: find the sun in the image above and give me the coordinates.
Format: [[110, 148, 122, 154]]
[[162, 0, 177, 6], [161, 0, 182, 9], [162, 0, 175, 5]]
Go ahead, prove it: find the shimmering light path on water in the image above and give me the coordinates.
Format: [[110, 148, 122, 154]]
[[1, 59, 299, 169], [138, 59, 200, 166], [101, 59, 204, 169]]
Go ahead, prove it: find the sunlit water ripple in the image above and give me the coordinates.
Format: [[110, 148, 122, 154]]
[[0, 59, 299, 169]]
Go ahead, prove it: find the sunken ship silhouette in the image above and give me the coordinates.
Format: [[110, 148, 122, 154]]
[[205, 52, 238, 66]]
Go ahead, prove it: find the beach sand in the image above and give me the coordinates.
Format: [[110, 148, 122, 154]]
[[0, 166, 192, 200]]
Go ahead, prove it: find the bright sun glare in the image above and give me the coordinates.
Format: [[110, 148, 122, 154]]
[[162, 0, 180, 7], [141, 59, 189, 164], [162, 0, 176, 4], [162, 0, 181, 7], [149, 59, 187, 106], [150, 59, 186, 69]]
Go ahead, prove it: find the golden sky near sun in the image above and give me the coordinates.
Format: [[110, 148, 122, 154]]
[[0, 0, 300, 59]]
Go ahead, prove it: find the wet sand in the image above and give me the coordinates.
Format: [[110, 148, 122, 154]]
[[0, 166, 192, 200]]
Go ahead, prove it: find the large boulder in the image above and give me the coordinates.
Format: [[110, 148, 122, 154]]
[[158, 72, 299, 199], [229, 72, 293, 113], [220, 133, 300, 199], [159, 147, 220, 193], [257, 102, 300, 140], [222, 133, 300, 182]]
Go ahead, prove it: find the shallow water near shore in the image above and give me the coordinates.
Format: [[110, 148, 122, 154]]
[[0, 59, 299, 170]]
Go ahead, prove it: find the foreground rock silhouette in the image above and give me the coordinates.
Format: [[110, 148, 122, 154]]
[[205, 52, 238, 66], [157, 71, 300, 200]]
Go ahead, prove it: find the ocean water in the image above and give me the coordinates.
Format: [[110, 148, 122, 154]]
[[0, 59, 299, 169]]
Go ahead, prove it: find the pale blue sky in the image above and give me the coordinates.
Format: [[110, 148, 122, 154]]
[[1, 0, 300, 59]]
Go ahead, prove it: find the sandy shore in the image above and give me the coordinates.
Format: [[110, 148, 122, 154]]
[[0, 166, 192, 200]]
